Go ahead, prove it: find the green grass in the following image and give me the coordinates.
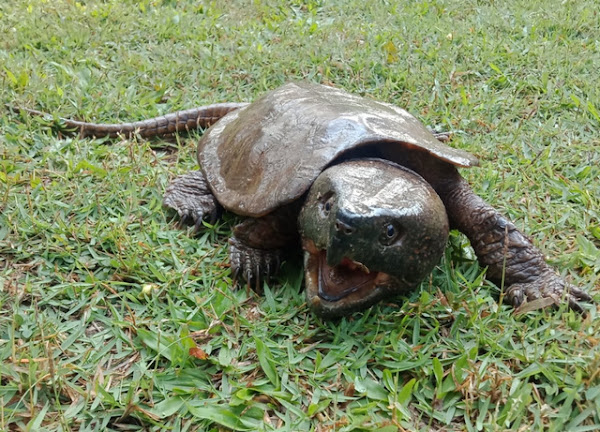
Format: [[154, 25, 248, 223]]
[[1, 0, 599, 430]]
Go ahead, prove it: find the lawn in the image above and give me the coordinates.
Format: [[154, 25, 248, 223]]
[[1, 0, 599, 430]]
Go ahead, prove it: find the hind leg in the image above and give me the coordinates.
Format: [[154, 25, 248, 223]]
[[163, 170, 220, 229]]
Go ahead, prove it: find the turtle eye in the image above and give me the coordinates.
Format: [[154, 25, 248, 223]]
[[380, 223, 402, 245], [386, 224, 395, 238], [319, 194, 334, 217]]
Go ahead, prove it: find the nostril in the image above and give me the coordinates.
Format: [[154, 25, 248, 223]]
[[335, 220, 355, 235]]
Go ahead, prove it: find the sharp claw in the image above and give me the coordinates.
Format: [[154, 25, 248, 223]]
[[265, 262, 272, 283], [245, 268, 253, 286], [512, 295, 522, 308], [255, 271, 261, 292], [570, 287, 592, 302], [506, 284, 524, 308], [194, 214, 205, 232], [206, 207, 219, 225], [568, 297, 585, 315], [232, 266, 240, 286]]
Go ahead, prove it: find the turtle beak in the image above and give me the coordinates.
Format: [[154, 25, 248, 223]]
[[326, 216, 356, 266], [326, 234, 345, 267]]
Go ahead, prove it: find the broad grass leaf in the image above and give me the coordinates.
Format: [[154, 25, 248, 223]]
[[254, 336, 280, 389], [188, 405, 260, 431]]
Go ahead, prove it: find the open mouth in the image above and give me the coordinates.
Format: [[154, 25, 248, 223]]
[[317, 252, 377, 301], [302, 239, 391, 309]]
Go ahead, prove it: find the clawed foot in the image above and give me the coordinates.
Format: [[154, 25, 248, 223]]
[[163, 171, 220, 230], [228, 237, 284, 292], [505, 271, 593, 315], [432, 131, 454, 142]]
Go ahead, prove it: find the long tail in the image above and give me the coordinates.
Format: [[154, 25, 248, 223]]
[[6, 102, 249, 138]]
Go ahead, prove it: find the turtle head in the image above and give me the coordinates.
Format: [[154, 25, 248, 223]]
[[298, 159, 449, 317]]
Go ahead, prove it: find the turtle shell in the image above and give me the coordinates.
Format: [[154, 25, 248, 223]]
[[198, 82, 479, 217]]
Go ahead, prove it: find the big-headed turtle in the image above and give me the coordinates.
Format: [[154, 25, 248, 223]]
[[14, 82, 592, 317]]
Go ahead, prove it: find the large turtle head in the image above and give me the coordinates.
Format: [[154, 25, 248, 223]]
[[298, 159, 449, 317]]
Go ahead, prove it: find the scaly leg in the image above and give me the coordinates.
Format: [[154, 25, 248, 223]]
[[163, 170, 220, 229], [229, 204, 300, 291], [436, 171, 592, 312]]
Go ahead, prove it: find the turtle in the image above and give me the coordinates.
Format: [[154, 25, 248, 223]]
[[11, 82, 592, 317]]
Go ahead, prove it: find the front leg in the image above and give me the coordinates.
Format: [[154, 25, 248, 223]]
[[163, 170, 221, 228], [229, 203, 300, 291], [228, 237, 284, 292], [435, 169, 592, 313]]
